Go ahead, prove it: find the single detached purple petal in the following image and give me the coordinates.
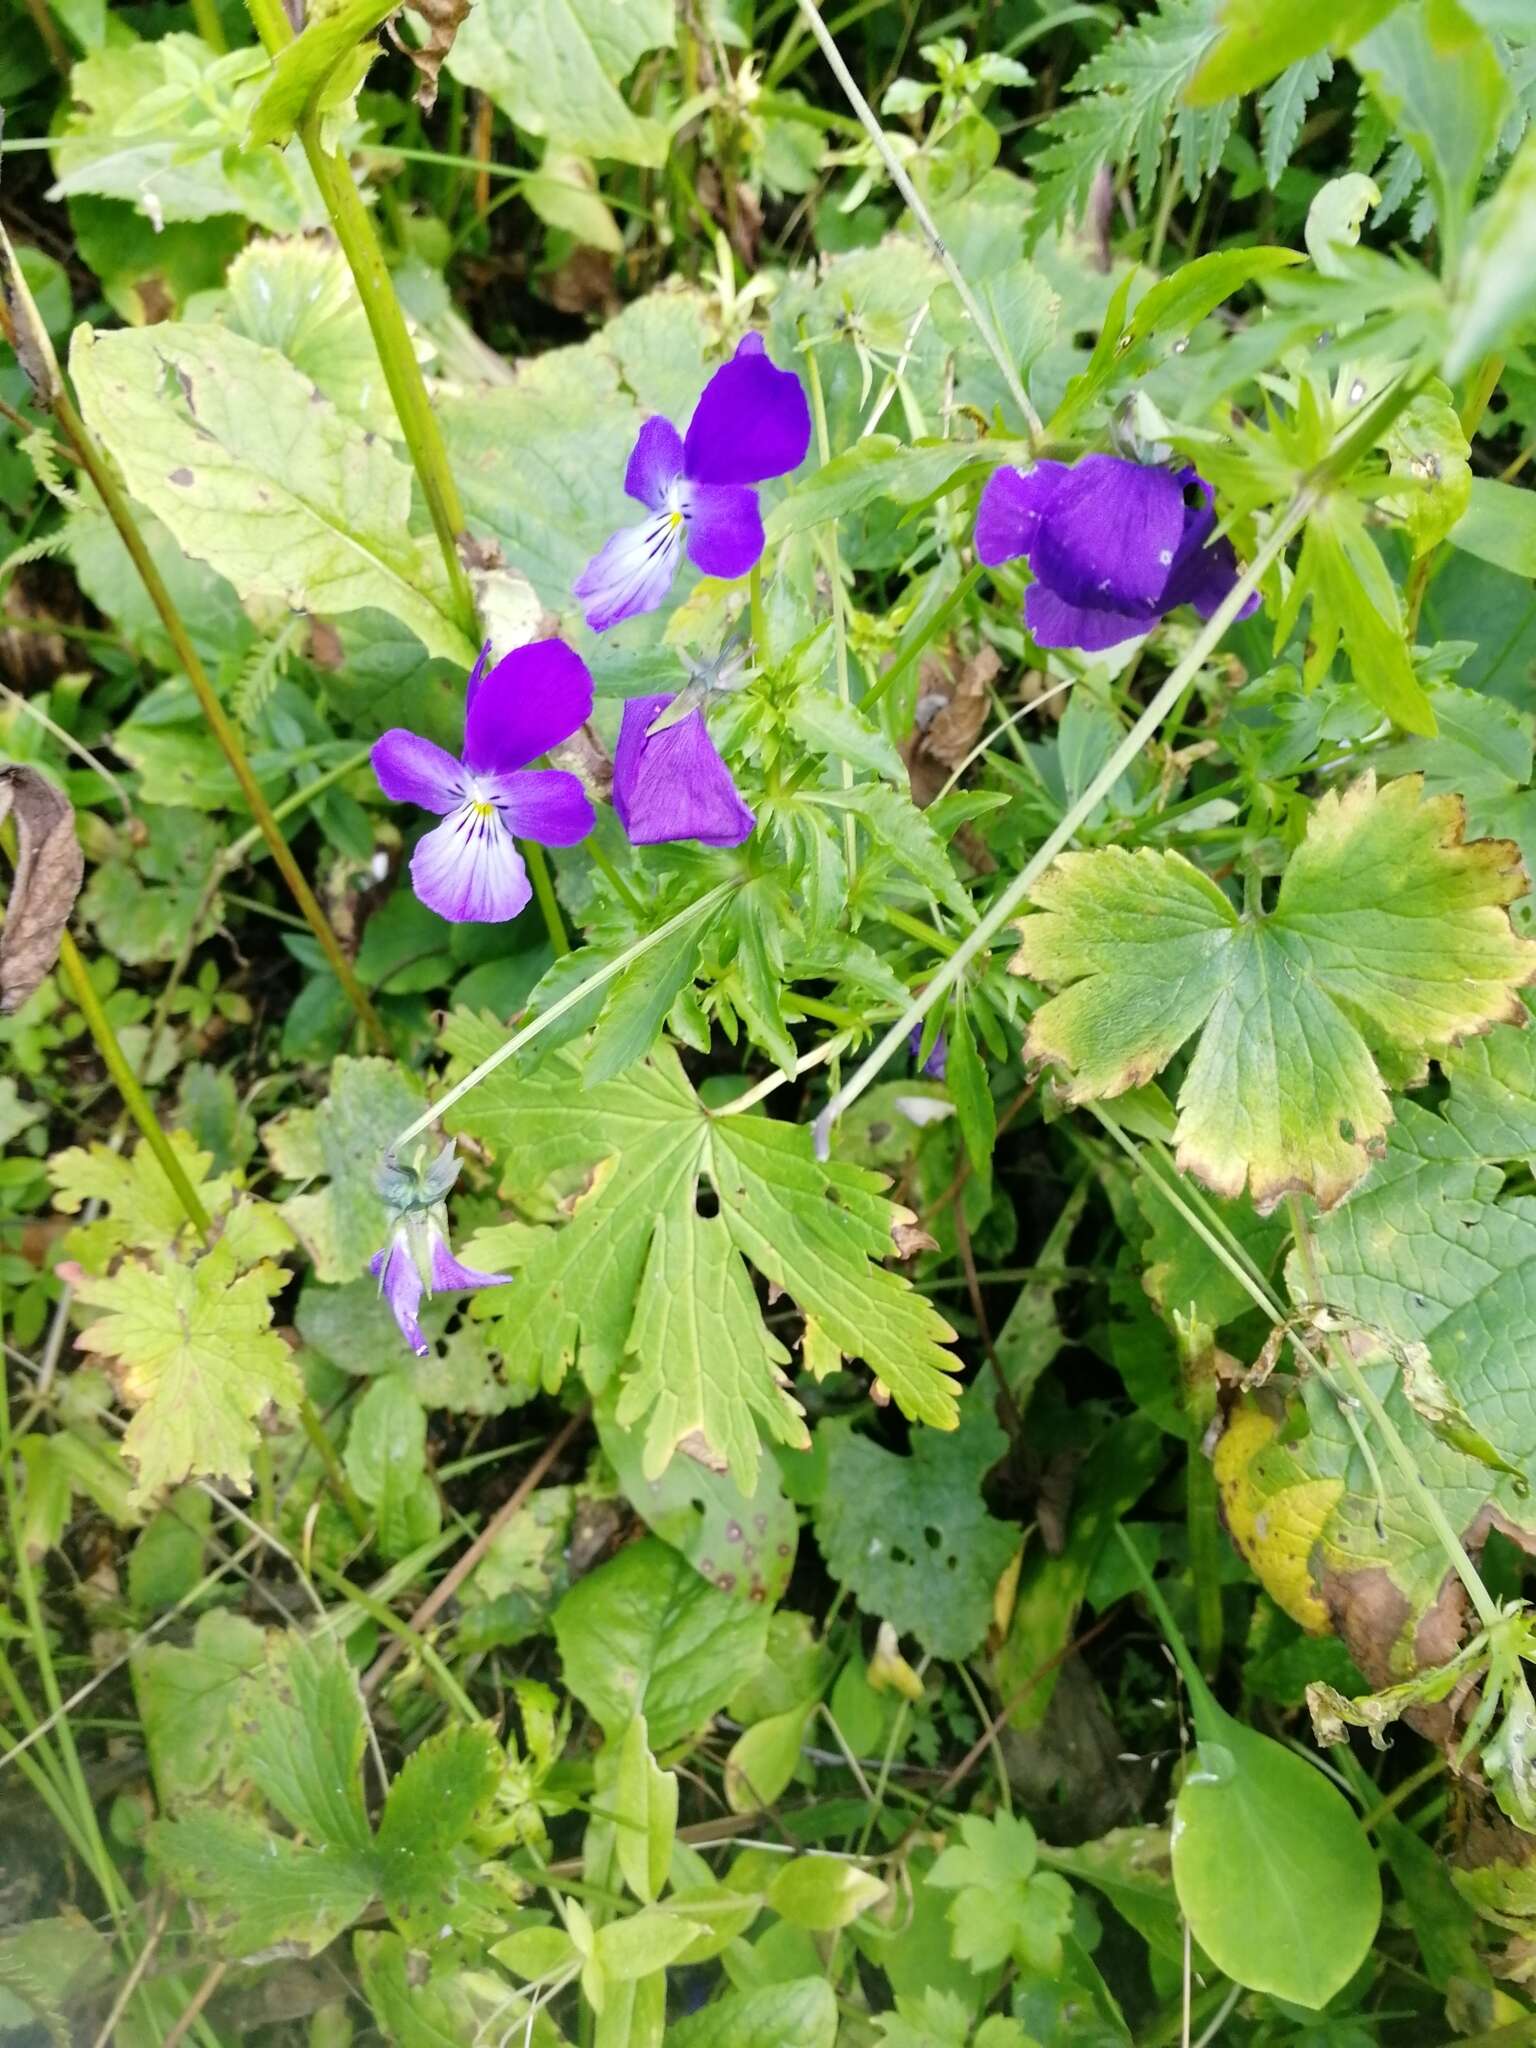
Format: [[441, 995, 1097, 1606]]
[[574, 515, 686, 632], [371, 1236, 428, 1356], [411, 802, 532, 922], [463, 638, 594, 778], [1024, 581, 1154, 653], [1031, 454, 1187, 612], [372, 730, 465, 814], [427, 1227, 511, 1295], [974, 461, 1068, 567], [497, 767, 595, 847], [683, 335, 812, 488], [613, 693, 755, 848], [625, 416, 686, 511], [685, 482, 765, 580]]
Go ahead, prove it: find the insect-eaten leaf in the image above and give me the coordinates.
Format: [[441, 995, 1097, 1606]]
[[1013, 774, 1536, 1212], [0, 765, 83, 1014]]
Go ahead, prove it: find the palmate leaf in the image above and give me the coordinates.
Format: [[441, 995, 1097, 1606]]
[[73, 1242, 300, 1509], [445, 1021, 962, 1483], [1015, 774, 1536, 1211], [1215, 1015, 1536, 1683], [69, 324, 473, 664]]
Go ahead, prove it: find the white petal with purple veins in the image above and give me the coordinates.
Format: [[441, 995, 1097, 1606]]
[[410, 784, 532, 923]]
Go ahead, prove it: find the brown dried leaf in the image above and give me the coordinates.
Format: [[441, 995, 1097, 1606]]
[[0, 764, 83, 1012], [902, 642, 999, 806], [389, 0, 471, 111]]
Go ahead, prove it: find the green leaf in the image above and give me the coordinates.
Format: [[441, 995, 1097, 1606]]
[[766, 436, 1025, 543], [150, 1808, 377, 1957], [813, 1406, 1018, 1659], [1259, 52, 1335, 186], [73, 1242, 300, 1508], [357, 1932, 538, 2048], [131, 1608, 267, 1809], [70, 324, 473, 664], [193, 235, 396, 440], [375, 1723, 504, 1931], [601, 1714, 678, 1906], [248, 0, 396, 145], [242, 1630, 373, 1855], [343, 1376, 441, 1560], [1452, 476, 1536, 579], [48, 36, 321, 230], [443, 1026, 961, 1453], [1016, 773, 1536, 1210], [585, 916, 712, 1087], [1446, 127, 1536, 377], [127, 1485, 211, 1612], [1383, 386, 1471, 556], [50, 1129, 233, 1260], [1279, 493, 1436, 733], [1172, 1714, 1381, 2007], [613, 1200, 808, 1495], [264, 1056, 427, 1283], [928, 1811, 1074, 1974], [444, 0, 675, 167], [669, 1979, 838, 2048], [766, 1856, 887, 1931], [724, 1703, 814, 1814], [553, 1536, 769, 1749], [810, 779, 972, 920], [1354, 0, 1509, 263], [1188, 0, 1403, 101]]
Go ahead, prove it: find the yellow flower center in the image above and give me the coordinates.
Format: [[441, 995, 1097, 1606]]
[[469, 800, 496, 819], [669, 509, 685, 529]]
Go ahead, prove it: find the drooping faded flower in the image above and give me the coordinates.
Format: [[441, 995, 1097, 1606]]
[[370, 1145, 508, 1357], [613, 693, 755, 848], [371, 639, 595, 923], [974, 454, 1259, 653], [574, 334, 811, 632]]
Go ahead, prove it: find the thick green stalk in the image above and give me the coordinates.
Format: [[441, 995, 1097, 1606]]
[[295, 112, 475, 636], [56, 930, 212, 1236], [49, 390, 389, 1051]]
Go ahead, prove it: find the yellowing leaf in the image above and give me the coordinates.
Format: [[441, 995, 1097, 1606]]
[[74, 1244, 299, 1507], [1015, 774, 1536, 1210]]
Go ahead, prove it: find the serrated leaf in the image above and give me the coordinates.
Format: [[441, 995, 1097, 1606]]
[[131, 1609, 267, 1810], [553, 1536, 769, 1748], [375, 1723, 503, 1930], [70, 324, 473, 664], [73, 1244, 300, 1508], [1015, 774, 1536, 1211], [585, 918, 711, 1087], [444, 1023, 962, 1453], [669, 1979, 837, 2048], [444, 0, 675, 167], [811, 780, 972, 919], [813, 1407, 1017, 1659], [151, 1808, 377, 1956], [242, 1630, 373, 1854], [50, 1131, 232, 1259], [1259, 52, 1334, 187], [1278, 493, 1435, 733], [264, 1056, 427, 1282], [613, 1200, 807, 1494]]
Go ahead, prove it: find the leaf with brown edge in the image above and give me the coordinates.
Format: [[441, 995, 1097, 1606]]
[[0, 765, 84, 1013], [1012, 774, 1536, 1212], [390, 0, 472, 110]]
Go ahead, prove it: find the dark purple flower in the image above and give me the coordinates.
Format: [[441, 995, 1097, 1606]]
[[370, 1221, 509, 1357], [372, 639, 595, 923], [613, 693, 755, 848], [909, 1025, 948, 1080], [974, 454, 1260, 653], [574, 334, 811, 633]]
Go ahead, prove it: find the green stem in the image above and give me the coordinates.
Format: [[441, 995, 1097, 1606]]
[[294, 111, 475, 637], [188, 0, 228, 51], [524, 841, 570, 956], [389, 883, 735, 1153], [56, 930, 212, 1236], [224, 745, 373, 866], [50, 390, 389, 1052], [801, 327, 857, 874], [749, 560, 768, 663], [874, 904, 959, 956], [298, 1396, 370, 1540], [1113, 1524, 1222, 1742]]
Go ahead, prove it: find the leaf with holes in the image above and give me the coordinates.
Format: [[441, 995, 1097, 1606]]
[[1014, 774, 1536, 1211]]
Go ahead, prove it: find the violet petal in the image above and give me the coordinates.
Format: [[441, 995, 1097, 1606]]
[[683, 338, 811, 487], [974, 461, 1068, 566], [1030, 454, 1187, 612], [1024, 581, 1154, 653], [625, 416, 686, 511], [613, 693, 755, 848], [370, 1237, 429, 1356], [371, 730, 464, 814], [428, 1228, 511, 1294], [410, 802, 531, 923], [685, 482, 765, 580], [573, 514, 685, 632], [496, 766, 595, 847], [463, 637, 593, 778]]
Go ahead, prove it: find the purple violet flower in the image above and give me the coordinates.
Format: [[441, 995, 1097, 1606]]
[[370, 1144, 508, 1357], [613, 693, 755, 848], [974, 454, 1260, 653], [371, 638, 595, 923], [574, 334, 812, 633]]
